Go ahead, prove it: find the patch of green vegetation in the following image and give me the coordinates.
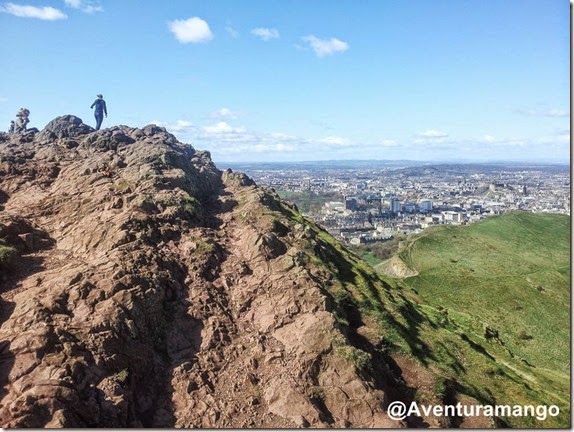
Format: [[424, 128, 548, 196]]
[[109, 180, 135, 193], [181, 194, 199, 218], [195, 239, 219, 256], [0, 240, 16, 270], [338, 344, 372, 370], [117, 369, 129, 383], [356, 251, 382, 267], [348, 236, 405, 266], [307, 386, 325, 402]]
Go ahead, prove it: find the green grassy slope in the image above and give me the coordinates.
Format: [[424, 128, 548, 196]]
[[398, 212, 570, 375], [378, 211, 570, 427]]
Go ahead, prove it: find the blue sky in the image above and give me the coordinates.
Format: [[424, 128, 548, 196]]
[[0, 0, 570, 164]]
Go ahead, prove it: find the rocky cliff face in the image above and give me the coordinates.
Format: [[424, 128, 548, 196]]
[[0, 116, 445, 427]]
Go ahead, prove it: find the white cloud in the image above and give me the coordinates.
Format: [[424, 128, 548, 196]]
[[476, 134, 545, 148], [222, 143, 296, 154], [150, 119, 303, 157], [1, 3, 67, 20], [148, 120, 196, 136], [64, 0, 102, 13], [413, 130, 451, 146], [270, 132, 297, 140], [210, 107, 240, 120], [380, 139, 399, 147], [491, 138, 527, 147], [168, 17, 214, 44], [417, 129, 449, 138], [169, 120, 193, 132], [195, 121, 307, 154], [302, 35, 349, 57], [413, 138, 450, 146], [482, 134, 496, 143], [203, 121, 246, 134], [320, 136, 352, 147], [251, 27, 279, 41], [0, 96, 8, 103]]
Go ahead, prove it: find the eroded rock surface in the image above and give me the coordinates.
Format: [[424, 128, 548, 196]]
[[0, 116, 435, 427]]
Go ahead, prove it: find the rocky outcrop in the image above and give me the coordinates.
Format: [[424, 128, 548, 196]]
[[34, 115, 94, 141], [0, 116, 434, 427], [376, 255, 419, 279]]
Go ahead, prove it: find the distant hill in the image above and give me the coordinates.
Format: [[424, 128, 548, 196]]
[[391, 163, 570, 176], [219, 160, 569, 173], [375, 211, 570, 426], [396, 212, 570, 373], [219, 159, 429, 171]]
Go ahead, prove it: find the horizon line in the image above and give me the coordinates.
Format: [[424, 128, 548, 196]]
[[215, 159, 570, 166]]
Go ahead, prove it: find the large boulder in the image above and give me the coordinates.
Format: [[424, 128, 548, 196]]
[[35, 115, 94, 141]]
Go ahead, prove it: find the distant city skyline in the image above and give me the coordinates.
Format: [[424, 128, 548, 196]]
[[1, 0, 570, 164]]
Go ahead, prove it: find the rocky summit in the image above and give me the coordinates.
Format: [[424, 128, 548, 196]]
[[0, 116, 466, 428]]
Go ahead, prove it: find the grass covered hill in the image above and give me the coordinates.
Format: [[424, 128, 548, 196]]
[[395, 211, 570, 375], [372, 211, 570, 427]]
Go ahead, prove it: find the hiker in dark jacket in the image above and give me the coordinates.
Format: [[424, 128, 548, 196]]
[[90, 94, 107, 130]]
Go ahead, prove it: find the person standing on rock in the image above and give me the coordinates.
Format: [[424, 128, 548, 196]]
[[13, 108, 30, 134], [90, 94, 107, 130]]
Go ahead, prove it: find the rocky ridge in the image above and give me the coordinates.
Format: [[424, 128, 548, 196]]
[[0, 116, 475, 427]]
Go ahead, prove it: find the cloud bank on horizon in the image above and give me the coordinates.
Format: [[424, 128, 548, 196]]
[[0, 0, 569, 164]]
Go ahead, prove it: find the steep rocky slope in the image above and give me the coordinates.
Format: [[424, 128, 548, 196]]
[[0, 116, 441, 428], [0, 116, 398, 427]]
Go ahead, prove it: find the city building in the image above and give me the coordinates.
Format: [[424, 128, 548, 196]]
[[421, 199, 433, 212], [345, 196, 358, 211]]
